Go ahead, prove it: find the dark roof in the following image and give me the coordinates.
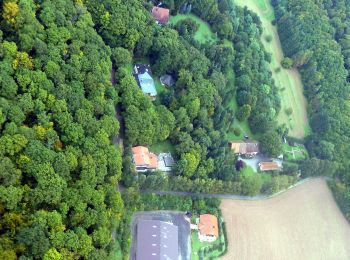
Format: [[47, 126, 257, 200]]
[[152, 7, 170, 24], [163, 155, 175, 167], [134, 64, 152, 75], [136, 220, 178, 260], [160, 75, 175, 87]]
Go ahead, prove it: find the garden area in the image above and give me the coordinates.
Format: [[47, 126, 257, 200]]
[[282, 142, 308, 161], [170, 13, 218, 44], [149, 140, 175, 154]]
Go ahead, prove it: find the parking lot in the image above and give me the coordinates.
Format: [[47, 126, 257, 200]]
[[130, 211, 191, 260]]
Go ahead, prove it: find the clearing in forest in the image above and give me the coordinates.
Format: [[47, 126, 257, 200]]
[[169, 14, 218, 43], [221, 178, 350, 260], [234, 0, 310, 138]]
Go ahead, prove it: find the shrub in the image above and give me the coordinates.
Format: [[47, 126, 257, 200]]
[[265, 34, 273, 42], [233, 127, 241, 136]]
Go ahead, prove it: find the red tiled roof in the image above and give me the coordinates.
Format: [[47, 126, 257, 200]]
[[198, 214, 218, 238], [152, 7, 170, 24], [132, 146, 158, 169], [259, 162, 281, 171]]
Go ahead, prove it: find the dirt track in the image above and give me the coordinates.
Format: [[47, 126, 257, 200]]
[[221, 178, 350, 260]]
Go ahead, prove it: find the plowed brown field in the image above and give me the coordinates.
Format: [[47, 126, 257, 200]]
[[221, 178, 350, 260]]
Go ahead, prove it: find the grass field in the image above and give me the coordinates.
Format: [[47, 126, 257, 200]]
[[149, 140, 175, 154], [234, 0, 310, 138], [170, 14, 218, 43], [240, 165, 272, 183], [221, 178, 350, 259]]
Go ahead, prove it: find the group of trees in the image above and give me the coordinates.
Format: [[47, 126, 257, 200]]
[[271, 0, 350, 220], [0, 0, 124, 258]]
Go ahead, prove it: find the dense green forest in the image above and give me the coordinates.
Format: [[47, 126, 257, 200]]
[[0, 0, 287, 258], [0, 0, 123, 258], [3, 0, 349, 258], [271, 0, 350, 220]]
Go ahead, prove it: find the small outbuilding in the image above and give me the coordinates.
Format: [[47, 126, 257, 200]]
[[259, 161, 282, 172], [160, 74, 175, 87]]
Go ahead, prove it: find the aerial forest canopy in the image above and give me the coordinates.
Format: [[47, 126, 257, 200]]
[[3, 0, 349, 258], [271, 0, 350, 219], [0, 0, 123, 258]]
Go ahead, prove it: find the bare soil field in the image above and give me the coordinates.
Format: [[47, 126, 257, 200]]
[[221, 178, 350, 260]]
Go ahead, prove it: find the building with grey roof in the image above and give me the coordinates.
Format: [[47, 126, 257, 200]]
[[136, 220, 179, 260], [160, 74, 175, 87]]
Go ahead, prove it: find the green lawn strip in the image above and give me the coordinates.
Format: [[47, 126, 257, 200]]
[[170, 13, 218, 43], [149, 140, 175, 154]]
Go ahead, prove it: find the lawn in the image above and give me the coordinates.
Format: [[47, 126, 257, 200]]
[[234, 0, 310, 138], [226, 99, 255, 141], [170, 13, 218, 43], [154, 78, 167, 94], [149, 140, 175, 154], [240, 165, 272, 183]]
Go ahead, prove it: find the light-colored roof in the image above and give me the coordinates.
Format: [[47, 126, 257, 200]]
[[138, 72, 157, 97], [198, 214, 219, 238], [229, 141, 259, 154], [136, 220, 178, 260], [132, 146, 158, 169], [259, 162, 281, 171], [152, 6, 170, 24]]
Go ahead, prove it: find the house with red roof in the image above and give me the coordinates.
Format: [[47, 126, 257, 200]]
[[152, 6, 170, 24], [258, 161, 282, 172], [132, 146, 158, 172], [198, 214, 219, 242]]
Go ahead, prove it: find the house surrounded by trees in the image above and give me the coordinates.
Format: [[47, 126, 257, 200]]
[[151, 6, 170, 24], [132, 146, 158, 172], [197, 214, 219, 242], [259, 161, 282, 172], [133, 64, 157, 100], [229, 140, 259, 157]]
